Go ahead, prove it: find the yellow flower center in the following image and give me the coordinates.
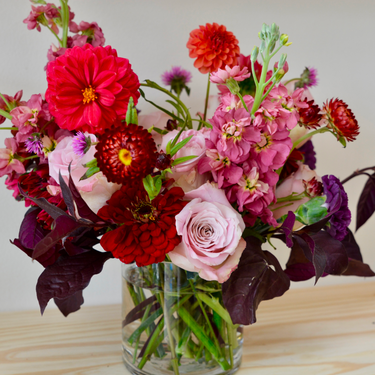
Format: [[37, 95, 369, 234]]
[[82, 85, 98, 104], [118, 149, 132, 166]]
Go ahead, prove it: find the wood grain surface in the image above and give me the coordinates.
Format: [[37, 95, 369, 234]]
[[1, 281, 375, 375]]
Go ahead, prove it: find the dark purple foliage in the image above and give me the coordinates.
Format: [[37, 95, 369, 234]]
[[298, 140, 316, 170], [222, 236, 290, 325], [36, 250, 113, 315], [54, 291, 84, 317], [277, 211, 295, 248], [322, 175, 351, 241], [356, 173, 375, 231]]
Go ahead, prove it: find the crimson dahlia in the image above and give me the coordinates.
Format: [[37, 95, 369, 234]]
[[98, 186, 186, 267], [45, 44, 140, 134]]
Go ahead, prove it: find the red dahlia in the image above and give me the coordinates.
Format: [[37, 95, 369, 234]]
[[323, 98, 359, 142], [98, 185, 187, 266], [45, 44, 140, 134], [187, 23, 240, 74], [95, 124, 157, 184]]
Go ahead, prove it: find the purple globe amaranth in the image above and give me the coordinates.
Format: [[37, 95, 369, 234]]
[[322, 175, 351, 241]]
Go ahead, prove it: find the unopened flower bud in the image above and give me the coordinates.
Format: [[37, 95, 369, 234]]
[[280, 34, 289, 45], [155, 151, 172, 170], [226, 78, 240, 96], [165, 119, 178, 131], [251, 46, 259, 62]]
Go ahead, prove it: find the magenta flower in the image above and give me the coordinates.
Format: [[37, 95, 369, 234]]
[[161, 66, 192, 96], [209, 108, 261, 163], [217, 93, 254, 112], [296, 67, 318, 89], [210, 65, 250, 84], [0, 90, 25, 124], [25, 134, 43, 155], [72, 131, 95, 157], [69, 21, 105, 48]]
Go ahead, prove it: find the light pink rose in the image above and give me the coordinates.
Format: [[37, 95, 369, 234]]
[[273, 162, 321, 220], [48, 134, 98, 191], [169, 182, 246, 283], [161, 129, 207, 173]]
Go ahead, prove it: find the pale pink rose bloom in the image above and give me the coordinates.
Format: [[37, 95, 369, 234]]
[[138, 112, 172, 148], [272, 162, 321, 221], [169, 182, 246, 283], [161, 129, 207, 173], [169, 169, 210, 193], [0, 138, 25, 177], [48, 134, 98, 192], [210, 65, 250, 84]]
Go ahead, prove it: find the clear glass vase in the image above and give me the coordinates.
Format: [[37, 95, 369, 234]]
[[122, 262, 243, 375]]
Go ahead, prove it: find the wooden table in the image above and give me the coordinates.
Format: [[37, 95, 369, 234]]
[[1, 281, 375, 375]]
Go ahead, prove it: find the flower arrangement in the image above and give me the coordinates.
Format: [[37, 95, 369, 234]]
[[1, 1, 375, 374]]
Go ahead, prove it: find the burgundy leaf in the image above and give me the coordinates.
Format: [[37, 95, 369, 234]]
[[32, 215, 84, 260], [64, 228, 100, 256], [342, 259, 375, 277], [58, 170, 76, 218], [68, 173, 104, 224], [36, 250, 113, 315], [341, 229, 362, 261], [310, 231, 348, 284], [54, 290, 84, 317], [284, 262, 316, 282], [222, 237, 290, 325], [18, 185, 69, 220], [356, 173, 375, 231], [11, 238, 61, 267], [123, 297, 160, 327], [19, 208, 46, 249], [278, 211, 295, 248]]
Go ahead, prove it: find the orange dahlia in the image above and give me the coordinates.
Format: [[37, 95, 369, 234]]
[[187, 23, 240, 74], [98, 185, 186, 266], [45, 44, 140, 134], [95, 124, 157, 184], [323, 98, 359, 142]]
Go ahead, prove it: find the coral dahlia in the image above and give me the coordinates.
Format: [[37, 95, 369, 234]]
[[98, 185, 186, 266], [187, 23, 240, 74], [95, 124, 157, 184], [323, 98, 359, 142], [45, 44, 140, 134]]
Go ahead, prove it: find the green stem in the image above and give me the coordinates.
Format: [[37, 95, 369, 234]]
[[0, 127, 18, 131], [59, 0, 69, 48], [140, 82, 192, 128], [203, 74, 211, 122], [16, 155, 40, 162], [292, 126, 331, 151], [237, 92, 249, 112], [159, 293, 179, 375], [227, 323, 234, 366], [194, 118, 212, 130], [189, 281, 223, 359], [0, 93, 11, 111], [283, 78, 300, 86], [251, 58, 259, 87], [46, 24, 63, 45], [0, 108, 12, 120]]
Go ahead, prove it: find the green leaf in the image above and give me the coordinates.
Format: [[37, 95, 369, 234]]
[[170, 135, 193, 157], [338, 135, 347, 148], [172, 155, 197, 167], [82, 158, 97, 169], [295, 196, 328, 225], [125, 97, 138, 125], [166, 140, 172, 155], [79, 166, 100, 181], [139, 89, 184, 122], [142, 175, 162, 201], [165, 100, 185, 117], [151, 126, 169, 135]]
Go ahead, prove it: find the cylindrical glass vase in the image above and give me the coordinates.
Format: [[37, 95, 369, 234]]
[[122, 262, 243, 375]]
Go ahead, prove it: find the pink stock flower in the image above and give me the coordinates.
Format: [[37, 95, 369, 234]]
[[0, 138, 25, 177], [217, 93, 254, 112], [228, 159, 278, 226], [250, 129, 292, 173], [210, 65, 250, 84], [45, 44, 68, 70], [69, 21, 105, 47], [169, 182, 246, 283], [209, 108, 261, 163], [23, 4, 59, 34], [198, 139, 243, 188], [0, 90, 25, 124]]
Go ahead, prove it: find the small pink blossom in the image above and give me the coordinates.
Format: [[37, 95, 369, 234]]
[[0, 138, 25, 177], [0, 90, 25, 124], [69, 21, 105, 47], [210, 65, 250, 84], [169, 182, 246, 283], [217, 93, 254, 112], [210, 108, 261, 163]]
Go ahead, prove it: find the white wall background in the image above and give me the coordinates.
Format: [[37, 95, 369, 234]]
[[1, 0, 375, 313]]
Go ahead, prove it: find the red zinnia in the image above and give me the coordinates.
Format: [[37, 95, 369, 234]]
[[187, 23, 240, 74], [323, 98, 359, 142], [45, 44, 140, 134], [95, 123, 157, 184], [98, 185, 187, 266]]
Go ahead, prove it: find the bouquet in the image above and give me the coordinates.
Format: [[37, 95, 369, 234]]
[[1, 1, 375, 374]]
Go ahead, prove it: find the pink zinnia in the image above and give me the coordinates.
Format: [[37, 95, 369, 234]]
[[45, 44, 140, 134], [210, 65, 250, 84]]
